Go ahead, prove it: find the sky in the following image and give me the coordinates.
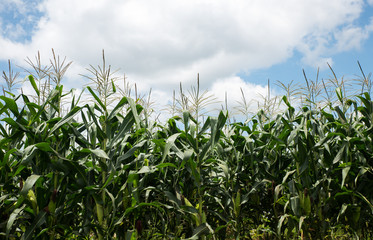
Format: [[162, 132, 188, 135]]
[[1, 0, 373, 115]]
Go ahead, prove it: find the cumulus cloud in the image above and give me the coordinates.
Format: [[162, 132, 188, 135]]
[[0, 0, 372, 113], [334, 25, 370, 52], [210, 76, 268, 110]]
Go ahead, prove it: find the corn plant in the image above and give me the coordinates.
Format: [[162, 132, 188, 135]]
[[1, 54, 373, 239]]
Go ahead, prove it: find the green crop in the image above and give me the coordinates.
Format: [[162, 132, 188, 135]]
[[1, 51, 373, 239]]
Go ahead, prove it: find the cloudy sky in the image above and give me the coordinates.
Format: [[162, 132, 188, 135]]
[[1, 0, 373, 113]]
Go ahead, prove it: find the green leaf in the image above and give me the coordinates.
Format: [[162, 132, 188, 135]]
[[1, 117, 27, 132], [337, 204, 348, 222], [162, 133, 181, 162], [156, 162, 177, 169], [1, 148, 17, 166], [217, 160, 229, 178], [87, 86, 106, 111], [47, 106, 81, 137], [88, 148, 109, 159], [341, 165, 351, 188], [277, 214, 289, 236], [125, 230, 136, 240], [282, 169, 296, 184], [335, 87, 344, 104], [335, 106, 347, 123], [22, 211, 47, 240], [107, 97, 128, 121], [355, 167, 368, 186], [164, 191, 181, 207], [355, 192, 373, 214], [101, 162, 116, 189], [34, 142, 53, 152], [6, 205, 25, 238], [111, 79, 116, 93], [137, 166, 157, 174], [117, 140, 146, 162], [28, 75, 40, 96], [188, 223, 212, 239], [115, 202, 165, 226], [21, 175, 41, 195], [188, 158, 201, 187], [0, 123, 8, 137], [85, 104, 105, 138], [0, 96, 19, 116], [299, 216, 306, 232], [107, 109, 137, 148], [290, 196, 301, 217], [127, 97, 142, 130], [29, 88, 59, 125], [333, 144, 346, 164]]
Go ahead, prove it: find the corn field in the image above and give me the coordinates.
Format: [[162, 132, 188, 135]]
[[1, 53, 373, 239]]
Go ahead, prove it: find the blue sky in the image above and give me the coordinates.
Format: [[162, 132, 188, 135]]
[[246, 3, 373, 86], [1, 0, 373, 112]]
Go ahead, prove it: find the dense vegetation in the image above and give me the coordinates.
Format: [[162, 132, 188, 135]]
[[1, 52, 373, 239]]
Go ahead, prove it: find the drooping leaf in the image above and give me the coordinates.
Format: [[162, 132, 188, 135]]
[[6, 205, 25, 238], [107, 97, 128, 121], [21, 175, 41, 196], [0, 96, 19, 116]]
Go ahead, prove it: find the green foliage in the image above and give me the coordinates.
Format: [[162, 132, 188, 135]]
[[1, 56, 373, 239]]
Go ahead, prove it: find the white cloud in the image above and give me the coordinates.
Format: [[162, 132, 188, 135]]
[[4, 23, 26, 40], [334, 25, 370, 51], [297, 35, 335, 70], [297, 16, 373, 69], [210, 76, 269, 113], [0, 0, 372, 113]]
